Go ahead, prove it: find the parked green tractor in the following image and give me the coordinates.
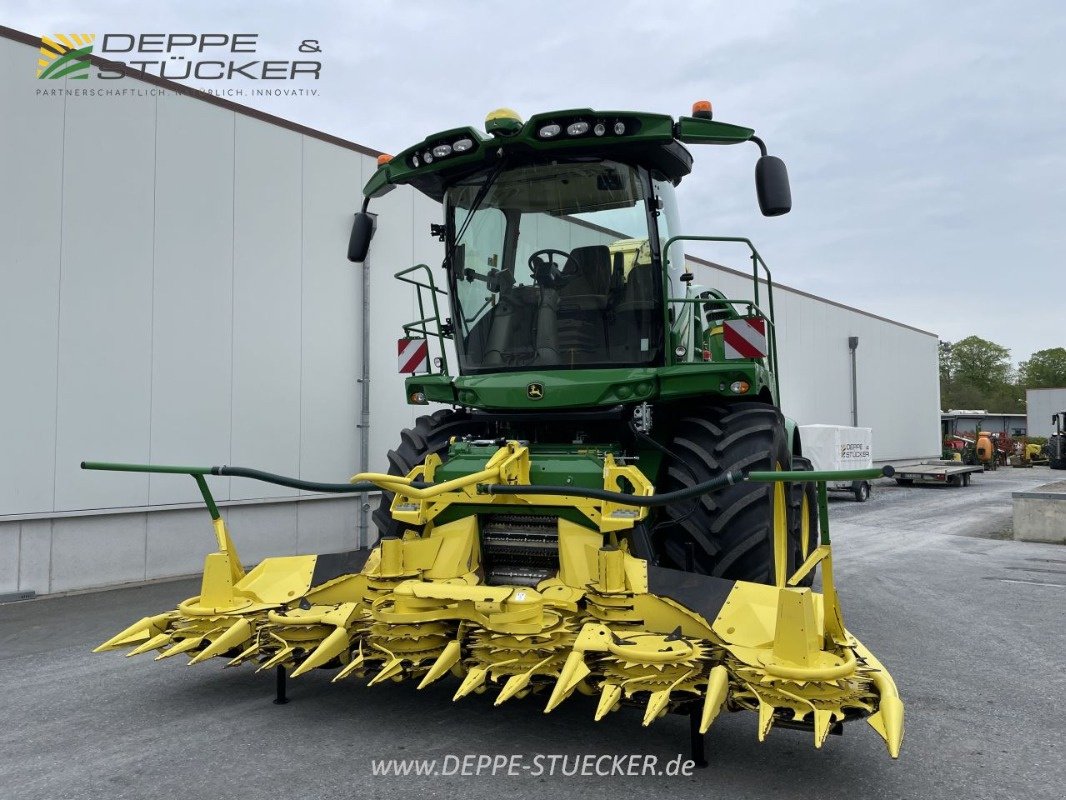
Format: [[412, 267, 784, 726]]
[[1051, 412, 1066, 470], [92, 103, 903, 758]]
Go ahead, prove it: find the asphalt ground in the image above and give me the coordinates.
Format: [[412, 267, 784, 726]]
[[1, 466, 1063, 800]]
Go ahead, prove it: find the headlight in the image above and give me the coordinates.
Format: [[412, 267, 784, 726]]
[[538, 123, 561, 138], [593, 122, 606, 136], [432, 144, 453, 158], [453, 138, 474, 152], [567, 121, 589, 136], [613, 121, 626, 135]]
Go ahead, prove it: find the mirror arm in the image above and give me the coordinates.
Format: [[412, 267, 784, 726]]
[[360, 195, 371, 213], [749, 134, 768, 157]]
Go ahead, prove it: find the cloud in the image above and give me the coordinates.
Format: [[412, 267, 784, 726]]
[[7, 0, 1063, 361]]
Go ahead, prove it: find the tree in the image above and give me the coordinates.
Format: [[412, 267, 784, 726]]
[[1018, 348, 1066, 389], [939, 340, 954, 383], [938, 335, 1022, 412], [949, 336, 1013, 394]]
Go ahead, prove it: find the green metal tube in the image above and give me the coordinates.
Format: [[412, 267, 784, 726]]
[[81, 461, 390, 494], [750, 251, 759, 315], [747, 466, 892, 482], [192, 474, 221, 520], [81, 461, 213, 475], [81, 461, 222, 520], [818, 482, 831, 546]]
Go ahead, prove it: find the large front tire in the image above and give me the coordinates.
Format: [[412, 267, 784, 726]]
[[654, 402, 795, 584]]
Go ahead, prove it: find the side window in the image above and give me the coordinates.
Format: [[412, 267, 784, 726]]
[[459, 207, 505, 273], [653, 178, 685, 276], [514, 212, 553, 287], [454, 207, 505, 332]]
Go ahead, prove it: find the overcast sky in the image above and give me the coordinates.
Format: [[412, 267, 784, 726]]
[[7, 0, 1064, 365]]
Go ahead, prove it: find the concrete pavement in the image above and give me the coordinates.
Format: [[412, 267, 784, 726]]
[[1, 467, 1063, 800]]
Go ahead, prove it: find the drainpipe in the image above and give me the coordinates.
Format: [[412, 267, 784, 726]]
[[848, 336, 859, 427], [357, 246, 373, 549]]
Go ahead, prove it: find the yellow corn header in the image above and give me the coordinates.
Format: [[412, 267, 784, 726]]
[[86, 445, 902, 760]]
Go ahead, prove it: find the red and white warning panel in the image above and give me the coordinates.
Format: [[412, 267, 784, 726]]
[[722, 317, 768, 359], [397, 338, 429, 373]]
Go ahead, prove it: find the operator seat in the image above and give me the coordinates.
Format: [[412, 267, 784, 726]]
[[555, 245, 611, 360], [559, 245, 612, 298], [619, 264, 655, 306], [608, 263, 657, 360]]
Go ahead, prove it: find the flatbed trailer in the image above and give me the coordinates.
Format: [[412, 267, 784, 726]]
[[893, 460, 983, 487]]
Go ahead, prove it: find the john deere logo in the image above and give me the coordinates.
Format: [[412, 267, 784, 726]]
[[526, 383, 544, 400], [38, 34, 96, 79]]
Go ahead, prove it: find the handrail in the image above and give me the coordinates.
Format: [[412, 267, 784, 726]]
[[661, 236, 780, 403], [394, 264, 450, 376], [667, 296, 773, 321], [666, 296, 776, 373]]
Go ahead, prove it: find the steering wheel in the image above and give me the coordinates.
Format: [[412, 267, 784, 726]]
[[527, 248, 570, 289]]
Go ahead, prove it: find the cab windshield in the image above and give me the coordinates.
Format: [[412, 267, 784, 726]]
[[445, 160, 663, 374]]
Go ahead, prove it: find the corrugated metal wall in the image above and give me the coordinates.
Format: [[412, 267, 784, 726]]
[[0, 32, 940, 597], [688, 261, 941, 460], [0, 34, 427, 594], [1027, 389, 1066, 438]]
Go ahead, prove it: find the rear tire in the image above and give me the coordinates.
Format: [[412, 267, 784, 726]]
[[654, 402, 794, 584], [372, 408, 485, 539], [1050, 436, 1066, 470], [854, 481, 870, 501]]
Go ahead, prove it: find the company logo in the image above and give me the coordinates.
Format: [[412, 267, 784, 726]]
[[527, 383, 544, 400], [840, 443, 871, 459], [37, 34, 96, 79]]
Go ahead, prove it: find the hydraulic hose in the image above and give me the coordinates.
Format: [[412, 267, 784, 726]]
[[209, 466, 438, 495], [476, 465, 892, 507], [83, 462, 890, 507], [209, 465, 380, 494], [627, 419, 700, 528], [81, 461, 397, 495], [477, 469, 745, 507]]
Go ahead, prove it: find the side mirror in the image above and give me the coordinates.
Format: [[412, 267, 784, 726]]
[[347, 211, 376, 262], [755, 155, 792, 216]]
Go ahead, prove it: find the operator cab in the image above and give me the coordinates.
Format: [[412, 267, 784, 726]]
[[446, 159, 683, 374]]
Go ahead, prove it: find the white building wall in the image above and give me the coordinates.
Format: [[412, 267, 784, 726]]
[[0, 30, 939, 597], [0, 34, 426, 596], [1027, 388, 1066, 438], [685, 261, 940, 462]]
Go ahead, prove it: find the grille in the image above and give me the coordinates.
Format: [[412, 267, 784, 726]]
[[480, 515, 559, 587]]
